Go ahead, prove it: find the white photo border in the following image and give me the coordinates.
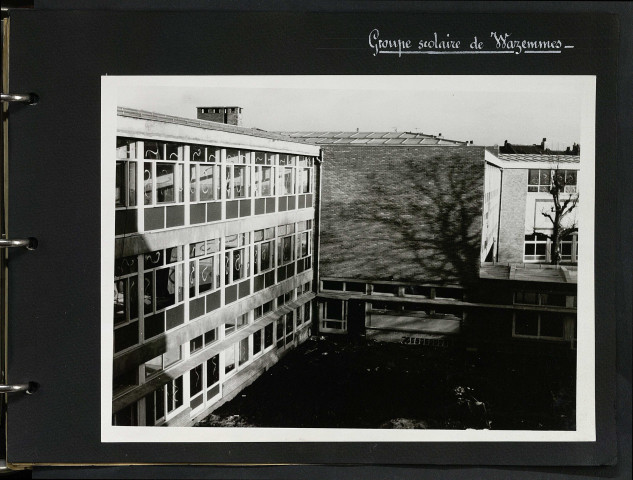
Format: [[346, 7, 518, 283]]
[[101, 75, 595, 443]]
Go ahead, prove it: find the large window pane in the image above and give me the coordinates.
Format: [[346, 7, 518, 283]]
[[261, 242, 271, 271], [302, 168, 310, 193], [156, 163, 175, 203], [128, 163, 137, 206], [198, 257, 214, 293], [283, 167, 293, 195], [155, 267, 176, 310], [325, 300, 343, 320], [144, 162, 153, 205], [540, 313, 564, 338], [301, 232, 308, 257], [116, 162, 126, 207], [233, 248, 245, 281], [239, 337, 249, 366], [224, 346, 236, 374], [190, 364, 203, 396], [261, 166, 272, 196], [234, 165, 246, 198], [163, 346, 181, 367], [114, 279, 127, 325], [144, 355, 162, 379], [514, 312, 538, 336], [200, 165, 214, 201], [190, 165, 198, 202], [207, 355, 219, 386]]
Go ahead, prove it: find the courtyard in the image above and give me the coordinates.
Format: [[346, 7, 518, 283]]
[[196, 336, 576, 430]]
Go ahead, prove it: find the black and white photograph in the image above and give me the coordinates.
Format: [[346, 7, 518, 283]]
[[101, 75, 595, 442]]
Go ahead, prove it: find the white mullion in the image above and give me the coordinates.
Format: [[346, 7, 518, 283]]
[[137, 253, 145, 342]]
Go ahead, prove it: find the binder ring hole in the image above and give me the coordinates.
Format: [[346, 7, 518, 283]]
[[27, 93, 39, 105], [26, 381, 39, 394], [26, 237, 38, 250]]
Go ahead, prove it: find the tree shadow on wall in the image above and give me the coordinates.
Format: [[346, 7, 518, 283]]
[[341, 154, 483, 286]]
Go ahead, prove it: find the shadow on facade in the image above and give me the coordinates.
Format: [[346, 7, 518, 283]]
[[336, 154, 483, 286]]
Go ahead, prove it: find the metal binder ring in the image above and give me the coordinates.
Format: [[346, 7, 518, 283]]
[[0, 382, 37, 394], [0, 237, 37, 250], [1, 93, 39, 104]]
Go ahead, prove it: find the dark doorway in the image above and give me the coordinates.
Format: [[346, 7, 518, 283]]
[[347, 299, 366, 336]]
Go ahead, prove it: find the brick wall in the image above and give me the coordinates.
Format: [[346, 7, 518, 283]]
[[320, 145, 486, 284], [497, 169, 528, 263]]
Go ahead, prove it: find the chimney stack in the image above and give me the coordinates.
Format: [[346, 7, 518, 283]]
[[197, 107, 243, 126], [541, 137, 547, 149]]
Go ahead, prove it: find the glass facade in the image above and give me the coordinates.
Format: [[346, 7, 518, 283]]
[[113, 129, 317, 426]]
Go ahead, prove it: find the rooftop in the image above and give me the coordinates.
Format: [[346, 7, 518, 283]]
[[479, 263, 577, 284], [497, 153, 580, 165], [499, 139, 580, 155], [117, 107, 306, 145], [282, 131, 468, 146]]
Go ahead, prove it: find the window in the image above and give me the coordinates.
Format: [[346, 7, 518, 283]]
[[524, 233, 578, 264], [224, 344, 236, 375], [116, 138, 139, 209], [113, 403, 138, 426], [190, 327, 217, 354], [285, 313, 294, 342], [239, 337, 249, 366], [113, 369, 138, 398], [254, 300, 273, 320], [225, 149, 251, 199], [513, 312, 565, 340], [514, 291, 568, 307], [514, 291, 539, 305], [189, 239, 220, 299], [304, 301, 311, 323], [204, 328, 218, 345], [528, 169, 552, 192], [142, 247, 185, 339], [117, 137, 138, 159], [278, 155, 296, 195], [190, 364, 203, 397], [299, 282, 312, 296], [324, 300, 343, 320], [114, 256, 139, 327], [145, 376, 183, 425], [553, 169, 578, 193], [523, 233, 548, 262], [143, 141, 184, 206], [207, 354, 220, 387], [190, 335, 203, 353], [322, 300, 345, 331], [254, 228, 275, 274], [559, 233, 579, 263], [225, 313, 248, 337], [225, 233, 250, 285], [299, 232, 309, 258], [254, 152, 274, 197], [277, 224, 295, 267], [253, 330, 263, 356], [143, 346, 182, 379], [528, 169, 578, 193], [116, 160, 137, 208], [322, 280, 343, 291], [191, 160, 219, 202], [298, 167, 311, 194], [276, 317, 285, 348], [264, 323, 274, 349]]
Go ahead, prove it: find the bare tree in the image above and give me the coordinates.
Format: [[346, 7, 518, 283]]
[[537, 165, 579, 265]]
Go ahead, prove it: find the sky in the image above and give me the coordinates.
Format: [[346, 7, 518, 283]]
[[114, 76, 589, 148]]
